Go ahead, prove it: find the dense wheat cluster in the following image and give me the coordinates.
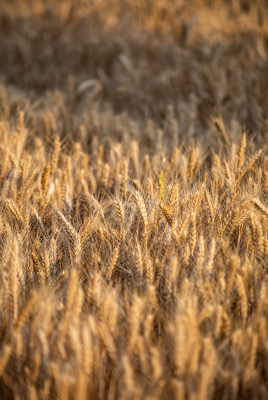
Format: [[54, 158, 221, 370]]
[[0, 0, 267, 399]]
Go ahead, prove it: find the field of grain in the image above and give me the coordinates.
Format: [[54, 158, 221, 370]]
[[0, 1, 267, 399]]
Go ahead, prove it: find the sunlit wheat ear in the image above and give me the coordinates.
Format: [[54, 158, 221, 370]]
[[121, 160, 128, 199], [0, 345, 11, 376], [65, 269, 80, 315], [236, 274, 248, 322], [237, 133, 247, 172], [158, 171, 165, 203], [8, 239, 20, 325], [199, 338, 217, 400], [166, 257, 178, 296], [50, 135, 61, 176], [107, 246, 119, 280], [0, 148, 9, 182], [16, 290, 38, 332], [167, 182, 179, 213], [122, 355, 135, 394], [160, 182, 179, 228], [135, 242, 143, 276], [224, 160, 234, 193], [80, 217, 94, 249], [133, 189, 149, 236], [204, 190, 214, 223], [17, 170, 36, 203], [5, 198, 24, 230], [195, 235, 205, 275], [255, 219, 265, 257], [16, 110, 25, 135], [114, 197, 124, 238], [161, 204, 174, 227], [205, 238, 216, 273], [41, 164, 50, 195], [144, 258, 154, 285], [187, 149, 195, 184], [251, 198, 268, 217], [81, 322, 93, 376], [55, 209, 81, 264], [188, 215, 197, 254], [88, 194, 105, 220], [225, 199, 249, 237], [211, 116, 229, 144], [236, 149, 263, 186], [101, 162, 110, 185]]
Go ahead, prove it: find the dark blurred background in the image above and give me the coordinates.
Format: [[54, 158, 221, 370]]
[[0, 0, 268, 142]]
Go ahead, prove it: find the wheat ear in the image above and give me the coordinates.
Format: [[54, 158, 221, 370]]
[[55, 209, 81, 264], [237, 133, 247, 172], [236, 149, 262, 186], [133, 190, 149, 235], [251, 198, 268, 217], [107, 246, 119, 280]]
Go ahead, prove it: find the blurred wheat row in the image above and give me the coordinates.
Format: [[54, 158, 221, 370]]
[[0, 1, 268, 399]]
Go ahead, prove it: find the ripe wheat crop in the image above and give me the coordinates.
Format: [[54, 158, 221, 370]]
[[0, 1, 267, 399]]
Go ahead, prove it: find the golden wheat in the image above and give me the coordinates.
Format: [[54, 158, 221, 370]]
[[0, 1, 267, 399]]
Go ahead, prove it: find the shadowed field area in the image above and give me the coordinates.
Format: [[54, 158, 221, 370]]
[[0, 1, 267, 399]]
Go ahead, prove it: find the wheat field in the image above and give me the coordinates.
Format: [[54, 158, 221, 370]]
[[0, 1, 267, 399]]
